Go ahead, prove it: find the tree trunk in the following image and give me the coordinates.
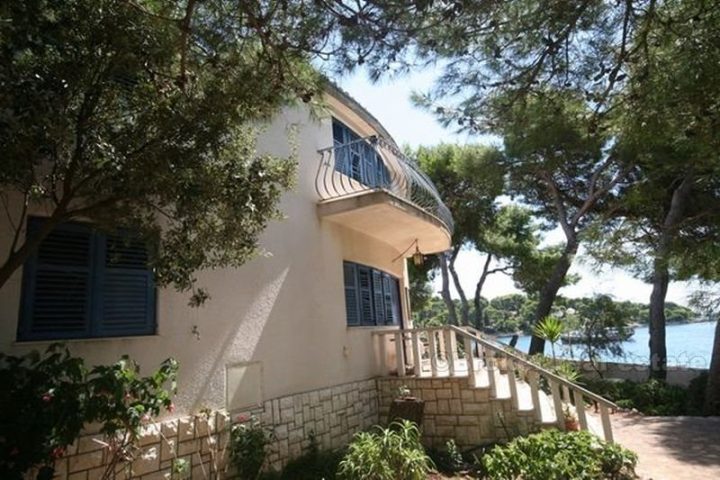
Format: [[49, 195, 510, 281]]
[[438, 252, 458, 326], [647, 175, 694, 379], [473, 253, 493, 329], [704, 319, 720, 415], [648, 258, 669, 380], [528, 240, 578, 355], [448, 246, 470, 326]]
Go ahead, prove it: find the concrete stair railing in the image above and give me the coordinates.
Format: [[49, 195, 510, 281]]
[[373, 325, 617, 442]]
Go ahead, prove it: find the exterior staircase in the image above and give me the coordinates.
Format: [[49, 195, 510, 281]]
[[373, 326, 615, 446]]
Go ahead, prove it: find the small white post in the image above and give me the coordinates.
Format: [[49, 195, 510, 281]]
[[550, 381, 565, 430], [463, 336, 477, 387], [395, 331, 405, 377], [443, 328, 456, 376], [529, 371, 543, 422], [507, 359, 519, 410], [600, 404, 614, 443], [486, 349, 497, 398], [428, 331, 439, 377], [573, 389, 588, 431], [411, 331, 422, 377]]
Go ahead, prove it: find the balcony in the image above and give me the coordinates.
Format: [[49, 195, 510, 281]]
[[315, 136, 453, 254]]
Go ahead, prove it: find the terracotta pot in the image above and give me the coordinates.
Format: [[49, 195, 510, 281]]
[[565, 418, 580, 431]]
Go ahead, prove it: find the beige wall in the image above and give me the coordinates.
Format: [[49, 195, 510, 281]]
[[0, 97, 420, 417]]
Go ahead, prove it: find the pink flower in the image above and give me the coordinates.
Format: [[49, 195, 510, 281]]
[[235, 414, 249, 423], [41, 392, 53, 403], [51, 447, 65, 459], [141, 414, 151, 424]]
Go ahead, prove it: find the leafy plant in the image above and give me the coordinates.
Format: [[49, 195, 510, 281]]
[[230, 416, 274, 480], [337, 420, 433, 480], [0, 345, 178, 480], [533, 316, 564, 360], [267, 432, 343, 480], [583, 378, 690, 416], [482, 430, 637, 480]]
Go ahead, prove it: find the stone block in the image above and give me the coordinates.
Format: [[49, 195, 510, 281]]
[[457, 415, 480, 426], [437, 400, 450, 414], [132, 445, 160, 476], [275, 424, 289, 440], [177, 440, 199, 457], [435, 425, 456, 437], [177, 418, 194, 442], [436, 389, 452, 399], [461, 390, 475, 402], [160, 437, 176, 461], [435, 415, 457, 426], [474, 389, 489, 402], [424, 401, 438, 414], [78, 435, 106, 454], [462, 403, 490, 415], [141, 470, 171, 480], [279, 396, 294, 410], [450, 399, 462, 412], [139, 424, 162, 447], [280, 406, 294, 423], [69, 451, 104, 473], [68, 473, 88, 480], [86, 466, 106, 480], [216, 411, 231, 432], [194, 416, 211, 437], [161, 419, 179, 438]]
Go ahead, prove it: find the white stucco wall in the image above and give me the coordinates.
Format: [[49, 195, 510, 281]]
[[0, 96, 416, 416]]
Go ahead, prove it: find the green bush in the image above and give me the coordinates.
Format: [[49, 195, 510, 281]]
[[0, 345, 177, 480], [337, 420, 434, 480], [262, 432, 344, 480], [583, 378, 689, 416], [482, 430, 637, 480], [230, 416, 274, 480]]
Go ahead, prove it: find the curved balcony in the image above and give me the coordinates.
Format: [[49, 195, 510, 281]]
[[315, 136, 453, 254]]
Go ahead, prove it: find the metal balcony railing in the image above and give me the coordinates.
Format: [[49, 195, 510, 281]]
[[315, 136, 454, 233]]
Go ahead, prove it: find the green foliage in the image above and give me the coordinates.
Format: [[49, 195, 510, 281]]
[[482, 430, 637, 480], [265, 433, 343, 480], [230, 416, 274, 480], [0, 345, 177, 480], [337, 420, 433, 480], [583, 378, 691, 416], [533, 316, 564, 343]]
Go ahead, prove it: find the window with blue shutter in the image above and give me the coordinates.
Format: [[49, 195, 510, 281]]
[[332, 119, 390, 188], [18, 217, 156, 341], [342, 261, 402, 327]]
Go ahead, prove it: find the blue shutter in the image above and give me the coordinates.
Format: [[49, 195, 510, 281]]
[[19, 219, 93, 340], [382, 273, 394, 325], [97, 234, 156, 336], [371, 270, 385, 325], [357, 266, 374, 325], [390, 277, 402, 325], [343, 262, 360, 326]]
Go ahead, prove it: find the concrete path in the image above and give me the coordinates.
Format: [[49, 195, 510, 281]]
[[609, 412, 720, 480]]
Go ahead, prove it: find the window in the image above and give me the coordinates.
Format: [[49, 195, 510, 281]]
[[332, 119, 390, 188], [343, 261, 401, 326], [18, 218, 156, 341]]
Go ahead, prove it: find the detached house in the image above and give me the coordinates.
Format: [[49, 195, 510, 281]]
[[1, 84, 614, 479]]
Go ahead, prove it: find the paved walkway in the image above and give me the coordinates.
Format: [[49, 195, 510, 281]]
[[609, 412, 720, 480]]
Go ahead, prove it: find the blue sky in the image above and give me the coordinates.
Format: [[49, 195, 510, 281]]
[[330, 69, 697, 306]]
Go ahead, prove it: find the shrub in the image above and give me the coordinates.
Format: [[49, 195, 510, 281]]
[[583, 378, 689, 416], [0, 345, 177, 480], [230, 416, 274, 480], [266, 434, 343, 480], [482, 430, 637, 480], [337, 420, 433, 480]]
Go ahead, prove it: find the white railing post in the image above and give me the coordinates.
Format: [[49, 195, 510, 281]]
[[485, 348, 497, 398], [507, 359, 519, 410], [528, 371, 543, 422], [600, 404, 614, 443], [443, 328, 456, 376], [573, 389, 588, 431], [411, 331, 423, 376], [378, 333, 389, 376], [550, 381, 565, 430], [395, 331, 406, 377], [463, 336, 477, 387], [428, 330, 439, 377]]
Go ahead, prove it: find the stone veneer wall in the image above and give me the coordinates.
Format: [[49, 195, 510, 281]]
[[36, 379, 378, 480], [378, 376, 538, 448]]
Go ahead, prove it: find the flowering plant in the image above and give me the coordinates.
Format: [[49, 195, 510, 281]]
[[229, 416, 274, 480]]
